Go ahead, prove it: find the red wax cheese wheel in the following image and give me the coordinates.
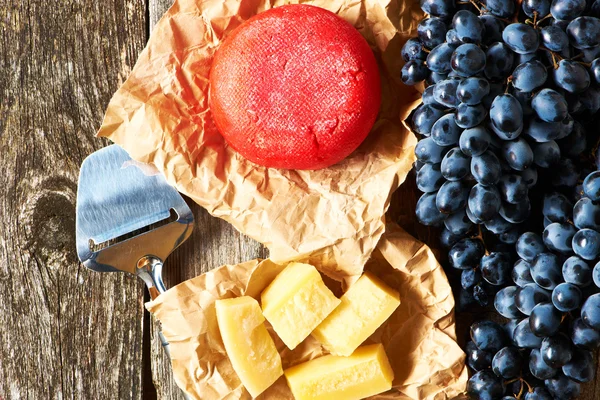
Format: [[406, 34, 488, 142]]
[[209, 4, 381, 170]]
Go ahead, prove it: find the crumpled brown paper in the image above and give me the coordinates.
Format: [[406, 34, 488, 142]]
[[146, 224, 468, 400], [97, 0, 424, 284]]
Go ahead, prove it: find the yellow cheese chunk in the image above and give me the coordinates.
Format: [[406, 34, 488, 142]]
[[261, 262, 340, 350], [285, 343, 394, 400], [215, 296, 283, 398], [312, 272, 401, 356]]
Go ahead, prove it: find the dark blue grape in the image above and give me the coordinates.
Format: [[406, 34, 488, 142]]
[[504, 319, 520, 343], [533, 141, 561, 168], [418, 17, 448, 49], [416, 192, 447, 226], [582, 293, 600, 330], [470, 320, 507, 353], [467, 370, 505, 400], [541, 25, 570, 52], [484, 42, 515, 81], [552, 283, 582, 312], [427, 43, 455, 74], [436, 180, 468, 214], [413, 104, 446, 135], [441, 227, 462, 248], [490, 94, 523, 140], [452, 10, 484, 44], [514, 318, 544, 348], [446, 29, 462, 46], [500, 197, 530, 223], [562, 256, 592, 287], [451, 44, 486, 77], [473, 282, 493, 306], [525, 117, 573, 143], [428, 71, 449, 84], [456, 77, 490, 105], [524, 387, 553, 400], [572, 228, 600, 260], [512, 60, 548, 92], [449, 238, 484, 269], [460, 127, 491, 157], [513, 259, 534, 286], [592, 58, 600, 84], [502, 23, 540, 54], [543, 222, 576, 254], [567, 16, 600, 49], [445, 208, 474, 235], [551, 0, 585, 20], [523, 0, 551, 17], [401, 60, 429, 85], [415, 137, 449, 163], [530, 302, 563, 337], [516, 283, 552, 315], [498, 227, 521, 244], [416, 163, 445, 193], [572, 318, 600, 349], [542, 334, 572, 368], [481, 252, 511, 285], [420, 0, 456, 18], [480, 15, 505, 44], [431, 113, 463, 146], [580, 86, 600, 113], [471, 151, 501, 186], [468, 184, 501, 221], [531, 253, 563, 290], [521, 167, 538, 187], [455, 103, 487, 128], [433, 78, 461, 108], [562, 348, 595, 383], [466, 341, 493, 371], [484, 214, 513, 234], [462, 268, 482, 289], [545, 373, 581, 400], [466, 205, 484, 224], [552, 158, 580, 187], [543, 192, 572, 223], [583, 171, 600, 200], [530, 348, 559, 379], [517, 232, 545, 262], [422, 86, 439, 107], [492, 346, 522, 379], [594, 261, 600, 288], [554, 60, 591, 93], [485, 0, 515, 17], [495, 286, 524, 318], [402, 37, 427, 61], [498, 174, 528, 205], [532, 89, 569, 123], [441, 147, 470, 181]]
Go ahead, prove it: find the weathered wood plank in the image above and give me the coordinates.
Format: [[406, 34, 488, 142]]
[[0, 0, 147, 399]]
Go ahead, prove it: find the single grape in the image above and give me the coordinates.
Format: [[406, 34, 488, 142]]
[[484, 214, 513, 234], [445, 208, 474, 236], [462, 268, 482, 289], [498, 227, 521, 244], [550, 0, 586, 20], [467, 370, 505, 400], [416, 192, 447, 226], [583, 170, 600, 200], [480, 15, 505, 44], [562, 256, 592, 287], [469, 184, 502, 221], [473, 282, 493, 306], [552, 283, 582, 312], [451, 44, 486, 77], [531, 253, 563, 290], [441, 147, 470, 181], [471, 151, 502, 186], [417, 17, 448, 49], [516, 283, 552, 315], [581, 293, 600, 330], [562, 348, 595, 383], [460, 126, 491, 156], [433, 78, 461, 108], [413, 104, 447, 135], [512, 60, 548, 92], [415, 137, 449, 163], [543, 222, 576, 254], [449, 238, 484, 269], [513, 259, 535, 287], [456, 77, 490, 106], [523, 0, 551, 17], [571, 318, 600, 349], [532, 89, 569, 123], [455, 103, 487, 128], [502, 138, 534, 171], [431, 114, 463, 146], [542, 334, 572, 368], [481, 252, 511, 285], [514, 318, 544, 348], [530, 348, 559, 380], [566, 16, 600, 49], [541, 25, 570, 52], [492, 346, 522, 379], [417, 163, 445, 193], [484, 42, 515, 81], [452, 10, 485, 44], [490, 94, 524, 140], [466, 340, 493, 371], [427, 43, 455, 74], [436, 180, 469, 214], [521, 167, 538, 188], [471, 320, 507, 353], [554, 60, 591, 93], [402, 37, 427, 61], [533, 141, 561, 168], [524, 387, 553, 400], [485, 0, 515, 17], [500, 197, 530, 223], [420, 0, 456, 18], [502, 23, 540, 54], [543, 193, 572, 223], [401, 60, 429, 85], [525, 117, 572, 143], [495, 286, 524, 318], [517, 232, 545, 261], [530, 302, 563, 337], [572, 228, 600, 260], [441, 227, 462, 248], [545, 373, 581, 400]]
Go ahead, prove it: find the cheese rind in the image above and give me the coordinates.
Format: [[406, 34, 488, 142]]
[[261, 262, 341, 350], [215, 296, 283, 397], [312, 272, 401, 356], [284, 343, 394, 400]]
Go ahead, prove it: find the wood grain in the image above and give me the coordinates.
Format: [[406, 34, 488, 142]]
[[0, 0, 147, 398]]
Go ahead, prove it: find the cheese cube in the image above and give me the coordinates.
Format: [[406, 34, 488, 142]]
[[312, 272, 401, 356], [215, 296, 283, 397], [261, 262, 340, 350], [284, 343, 394, 400]]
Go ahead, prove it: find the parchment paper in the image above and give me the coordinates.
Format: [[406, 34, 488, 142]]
[[97, 0, 424, 284], [146, 224, 467, 400]]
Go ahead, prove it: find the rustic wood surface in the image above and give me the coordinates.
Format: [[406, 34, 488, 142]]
[[0, 0, 598, 399]]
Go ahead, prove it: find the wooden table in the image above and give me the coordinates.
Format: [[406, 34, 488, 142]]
[[1, 0, 599, 398]]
